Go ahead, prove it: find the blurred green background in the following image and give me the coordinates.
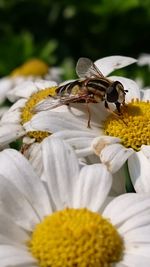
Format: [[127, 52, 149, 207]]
[[0, 0, 150, 83]]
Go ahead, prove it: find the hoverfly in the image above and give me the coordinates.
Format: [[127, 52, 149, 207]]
[[35, 57, 128, 127]]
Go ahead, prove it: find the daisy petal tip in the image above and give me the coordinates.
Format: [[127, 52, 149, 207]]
[[100, 144, 134, 174], [91, 136, 121, 156], [94, 56, 137, 76]]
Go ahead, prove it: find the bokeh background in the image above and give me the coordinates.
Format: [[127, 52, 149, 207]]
[[0, 0, 150, 83]]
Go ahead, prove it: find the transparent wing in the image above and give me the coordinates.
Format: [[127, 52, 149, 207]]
[[33, 97, 62, 113], [76, 57, 105, 79], [33, 94, 85, 113]]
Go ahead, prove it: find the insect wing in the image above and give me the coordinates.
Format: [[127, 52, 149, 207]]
[[33, 97, 62, 113], [76, 57, 105, 79], [33, 94, 84, 113]]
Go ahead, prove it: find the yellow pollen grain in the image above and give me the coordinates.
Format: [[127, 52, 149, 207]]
[[10, 59, 49, 77], [28, 208, 123, 267], [104, 100, 150, 151], [21, 87, 57, 142]]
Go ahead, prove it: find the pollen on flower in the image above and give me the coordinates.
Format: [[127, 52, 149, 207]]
[[21, 87, 57, 142], [104, 100, 150, 151], [10, 59, 49, 77], [28, 208, 123, 267]]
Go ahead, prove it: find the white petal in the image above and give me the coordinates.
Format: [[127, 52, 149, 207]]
[[0, 149, 52, 219], [2, 98, 26, 113], [140, 89, 150, 101], [24, 110, 91, 133], [25, 102, 104, 134], [53, 129, 96, 139], [115, 264, 127, 267], [109, 76, 140, 102], [103, 194, 150, 226], [125, 246, 150, 258], [67, 136, 93, 149], [35, 79, 57, 89], [1, 98, 26, 124], [128, 151, 150, 193], [0, 124, 25, 148], [53, 130, 95, 157], [91, 135, 121, 156], [52, 130, 96, 157], [138, 53, 150, 66], [0, 107, 9, 119], [119, 212, 150, 235], [0, 77, 13, 104], [0, 175, 40, 231], [1, 110, 21, 124], [100, 143, 134, 173], [121, 252, 150, 267], [7, 80, 38, 102], [94, 56, 136, 76], [70, 102, 109, 129], [23, 142, 43, 177], [23, 136, 35, 145], [0, 245, 36, 266], [0, 212, 29, 246], [42, 137, 80, 209], [124, 225, 150, 243], [7, 79, 57, 102], [85, 102, 110, 125], [141, 145, 150, 161], [54, 135, 94, 158], [46, 66, 63, 83], [73, 164, 112, 211], [76, 147, 94, 158]]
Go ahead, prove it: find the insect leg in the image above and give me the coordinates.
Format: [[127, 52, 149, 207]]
[[104, 100, 123, 120], [86, 101, 91, 128], [115, 102, 128, 126], [104, 100, 109, 110], [104, 101, 127, 125], [115, 102, 121, 114]]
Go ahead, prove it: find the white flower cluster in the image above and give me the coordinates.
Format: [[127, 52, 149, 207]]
[[0, 55, 150, 267]]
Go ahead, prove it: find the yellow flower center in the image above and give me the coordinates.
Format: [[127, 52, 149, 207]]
[[10, 59, 49, 77], [21, 87, 57, 142], [28, 208, 123, 267], [104, 100, 150, 151]]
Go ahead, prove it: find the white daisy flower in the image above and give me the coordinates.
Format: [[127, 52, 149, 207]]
[[24, 56, 150, 193], [0, 137, 150, 267], [24, 56, 146, 192], [0, 78, 96, 177], [0, 58, 62, 104], [0, 80, 57, 150], [28, 80, 150, 194]]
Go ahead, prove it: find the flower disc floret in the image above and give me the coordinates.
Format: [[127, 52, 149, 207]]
[[28, 208, 123, 267], [21, 87, 57, 142], [104, 100, 150, 151], [10, 59, 49, 77]]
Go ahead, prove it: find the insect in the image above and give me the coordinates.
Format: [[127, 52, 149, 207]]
[[34, 57, 128, 127]]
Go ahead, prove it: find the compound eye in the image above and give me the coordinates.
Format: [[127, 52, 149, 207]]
[[106, 86, 118, 103], [116, 83, 124, 91]]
